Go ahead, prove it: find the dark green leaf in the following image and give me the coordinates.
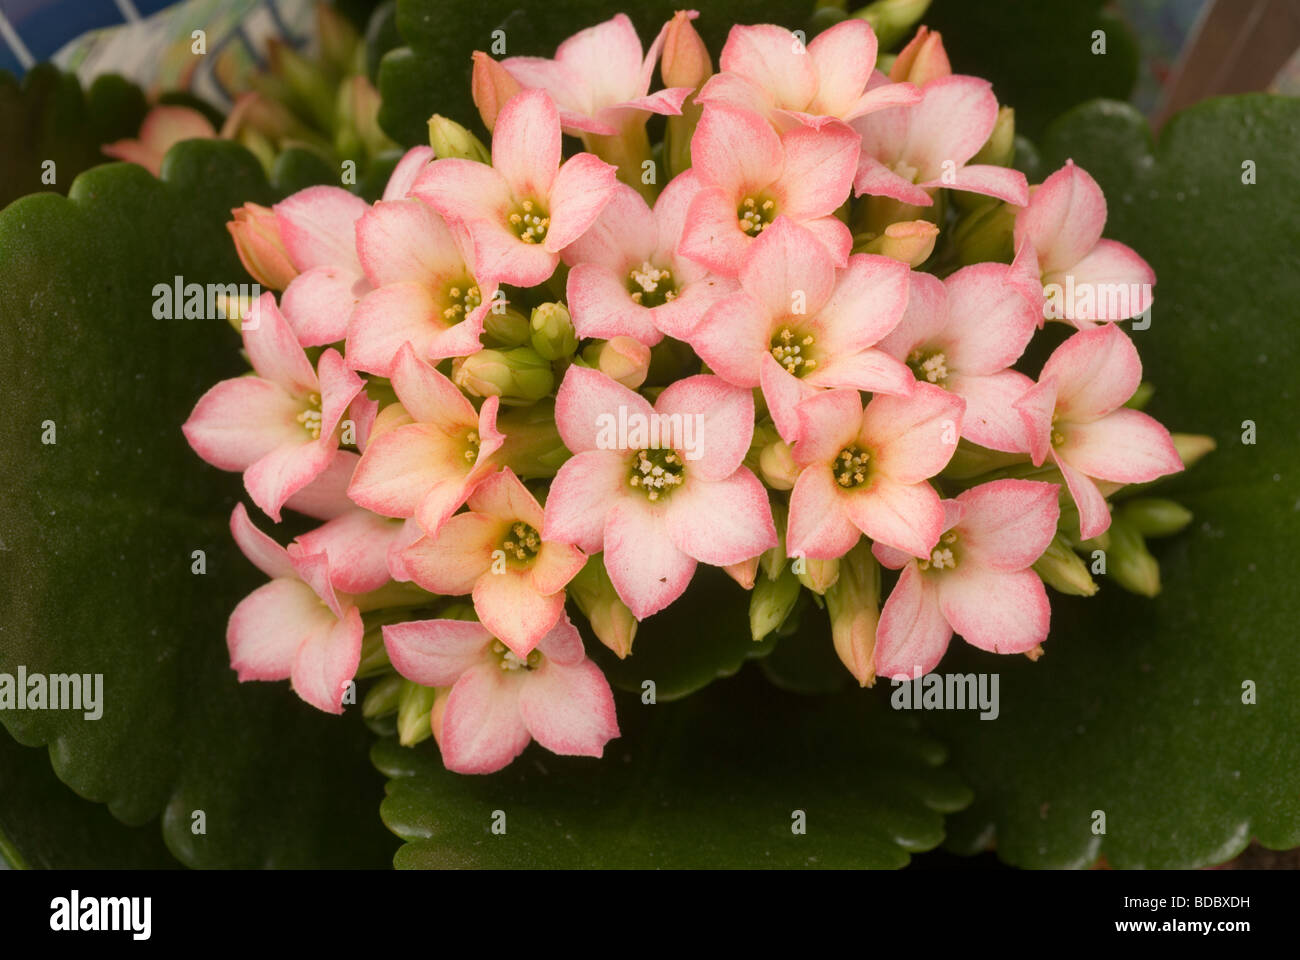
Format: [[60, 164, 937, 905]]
[[377, 667, 971, 867], [0, 141, 397, 868], [927, 96, 1300, 868]]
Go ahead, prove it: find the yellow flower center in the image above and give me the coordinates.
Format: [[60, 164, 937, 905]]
[[907, 349, 950, 385], [918, 531, 960, 571], [771, 326, 818, 377], [443, 279, 482, 323], [833, 445, 871, 489], [500, 521, 541, 567], [627, 261, 678, 307], [737, 194, 777, 235], [492, 639, 542, 672], [628, 448, 685, 502], [296, 393, 323, 439], [508, 199, 550, 244]]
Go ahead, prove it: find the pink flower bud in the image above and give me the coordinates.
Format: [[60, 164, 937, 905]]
[[876, 219, 940, 267], [226, 202, 298, 291], [889, 26, 952, 87], [662, 10, 712, 89], [471, 51, 522, 133], [586, 336, 651, 389]]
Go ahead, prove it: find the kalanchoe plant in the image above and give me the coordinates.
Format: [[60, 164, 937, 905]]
[[183, 9, 1210, 778]]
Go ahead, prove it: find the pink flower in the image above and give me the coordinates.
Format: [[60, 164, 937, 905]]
[[183, 293, 364, 522], [562, 174, 734, 346], [226, 504, 362, 714], [543, 366, 776, 619], [877, 262, 1039, 453], [689, 216, 912, 442], [227, 202, 298, 291], [698, 20, 920, 130], [383, 614, 619, 774], [787, 385, 964, 560], [1014, 324, 1183, 539], [678, 104, 858, 276], [347, 343, 503, 534], [1011, 159, 1156, 326], [852, 75, 1028, 207], [413, 89, 619, 287], [495, 13, 692, 138], [402, 468, 587, 656], [889, 26, 951, 87], [272, 146, 435, 345], [102, 104, 217, 176], [872, 479, 1059, 678], [344, 194, 498, 375]]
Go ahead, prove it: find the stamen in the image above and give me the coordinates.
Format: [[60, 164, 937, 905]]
[[627, 448, 686, 501], [626, 260, 678, 308], [770, 326, 818, 377], [907, 349, 950, 385], [737, 194, 777, 235], [832, 445, 871, 489], [295, 393, 323, 439]]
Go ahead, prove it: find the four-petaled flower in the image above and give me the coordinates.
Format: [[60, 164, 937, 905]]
[[878, 262, 1039, 453], [413, 89, 619, 287], [383, 614, 619, 774], [402, 468, 587, 656], [1014, 324, 1183, 539], [688, 216, 913, 443], [543, 366, 777, 619], [872, 479, 1059, 678], [787, 385, 964, 560], [183, 292, 364, 522], [698, 19, 920, 130]]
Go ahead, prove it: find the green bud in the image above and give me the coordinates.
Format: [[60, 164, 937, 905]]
[[1172, 433, 1216, 469], [825, 541, 880, 686], [796, 557, 840, 595], [362, 673, 404, 719], [1106, 517, 1161, 597], [1031, 534, 1098, 597], [951, 199, 1017, 265], [760, 502, 790, 582], [750, 566, 801, 642], [428, 114, 492, 163], [495, 400, 570, 477], [569, 555, 637, 658], [357, 628, 391, 678], [1119, 498, 1193, 538], [454, 347, 554, 404], [529, 302, 579, 360], [396, 680, 439, 746], [972, 106, 1016, 168], [852, 0, 933, 50], [1124, 381, 1155, 410], [482, 306, 531, 348]]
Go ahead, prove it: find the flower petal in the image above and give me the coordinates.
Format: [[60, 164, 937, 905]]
[[279, 266, 369, 347], [844, 477, 943, 558], [228, 578, 331, 682], [242, 292, 317, 395], [1041, 323, 1141, 423], [542, 449, 628, 553], [938, 566, 1049, 655], [492, 88, 561, 200], [860, 383, 964, 483], [772, 121, 859, 220], [291, 606, 363, 714], [183, 376, 303, 472], [654, 373, 754, 481], [946, 369, 1035, 453], [603, 497, 696, 619], [554, 363, 655, 453], [545, 153, 620, 251], [691, 103, 783, 194], [940, 262, 1038, 374], [786, 466, 861, 559], [245, 439, 338, 523], [1053, 449, 1112, 539], [954, 478, 1060, 571], [874, 562, 952, 679], [230, 502, 295, 580], [666, 467, 776, 565], [474, 570, 565, 656], [1058, 408, 1183, 484], [356, 197, 465, 289], [1014, 159, 1107, 275], [440, 663, 532, 774], [519, 659, 619, 758], [273, 185, 368, 273], [384, 618, 492, 687], [292, 510, 403, 594]]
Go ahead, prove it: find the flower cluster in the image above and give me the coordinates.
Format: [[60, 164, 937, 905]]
[[188, 11, 1196, 775]]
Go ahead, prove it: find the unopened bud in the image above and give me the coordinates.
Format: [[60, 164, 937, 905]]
[[760, 502, 789, 582], [529, 302, 578, 360], [952, 199, 1017, 266], [1106, 517, 1161, 597], [471, 51, 522, 133], [583, 336, 651, 389], [796, 556, 840, 595], [227, 202, 298, 290], [824, 542, 880, 686], [396, 679, 439, 746], [856, 0, 934, 52], [1031, 534, 1098, 597], [972, 106, 1016, 168], [758, 439, 800, 490], [1124, 381, 1155, 410], [724, 556, 760, 590], [569, 555, 637, 657], [1172, 433, 1216, 469], [750, 566, 800, 642], [889, 24, 950, 84], [428, 114, 491, 163], [859, 219, 939, 266], [1119, 498, 1193, 538], [663, 10, 711, 179], [362, 673, 404, 719], [495, 400, 570, 477], [454, 347, 555, 404], [482, 306, 531, 347]]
